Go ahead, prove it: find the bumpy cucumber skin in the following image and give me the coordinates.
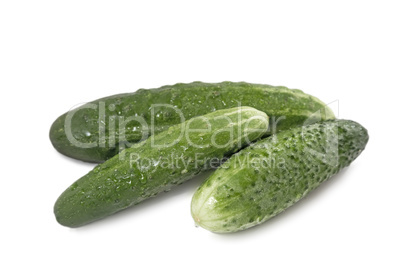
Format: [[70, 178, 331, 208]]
[[54, 107, 268, 227], [50, 81, 335, 162], [191, 120, 368, 233]]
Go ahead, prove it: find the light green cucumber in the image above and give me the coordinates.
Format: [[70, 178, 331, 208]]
[[49, 81, 335, 162], [191, 119, 368, 233], [54, 107, 268, 227]]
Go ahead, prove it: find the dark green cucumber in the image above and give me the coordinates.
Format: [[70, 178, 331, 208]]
[[54, 107, 268, 227], [50, 81, 335, 162], [191, 119, 368, 233]]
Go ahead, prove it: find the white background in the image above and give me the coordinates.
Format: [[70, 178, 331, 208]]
[[1, 1, 401, 267]]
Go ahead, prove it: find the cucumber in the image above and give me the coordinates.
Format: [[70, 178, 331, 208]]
[[49, 81, 335, 162], [191, 119, 368, 233], [54, 107, 269, 227]]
